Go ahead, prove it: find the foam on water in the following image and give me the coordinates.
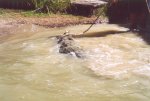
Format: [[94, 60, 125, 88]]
[[0, 24, 150, 101]]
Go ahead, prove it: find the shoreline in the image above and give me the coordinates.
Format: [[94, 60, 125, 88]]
[[0, 15, 108, 28], [0, 9, 107, 28], [0, 9, 108, 36]]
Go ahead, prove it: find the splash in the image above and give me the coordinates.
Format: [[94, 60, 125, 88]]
[[0, 24, 150, 101]]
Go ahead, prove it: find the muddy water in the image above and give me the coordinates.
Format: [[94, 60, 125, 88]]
[[0, 24, 150, 101]]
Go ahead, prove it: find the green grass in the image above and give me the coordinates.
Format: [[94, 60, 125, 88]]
[[0, 8, 46, 17], [42, 0, 70, 13], [94, 5, 107, 17], [0, 0, 107, 18], [0, 0, 71, 14], [21, 11, 50, 17], [0, 10, 4, 15], [0, 8, 74, 18]]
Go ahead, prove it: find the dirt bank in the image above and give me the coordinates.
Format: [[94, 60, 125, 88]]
[[0, 5, 108, 28], [0, 9, 108, 28], [0, 16, 108, 27], [0, 9, 108, 37]]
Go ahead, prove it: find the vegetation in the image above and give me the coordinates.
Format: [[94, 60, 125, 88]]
[[0, 0, 108, 28], [95, 5, 107, 17], [0, 0, 71, 13], [38, 0, 70, 13], [0, 8, 66, 17]]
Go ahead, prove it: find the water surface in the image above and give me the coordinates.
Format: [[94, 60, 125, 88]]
[[0, 24, 150, 101]]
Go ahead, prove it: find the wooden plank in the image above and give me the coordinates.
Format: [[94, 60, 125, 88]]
[[69, 0, 107, 16], [71, 0, 107, 7]]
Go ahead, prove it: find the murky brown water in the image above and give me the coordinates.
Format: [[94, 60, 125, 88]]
[[0, 24, 150, 101]]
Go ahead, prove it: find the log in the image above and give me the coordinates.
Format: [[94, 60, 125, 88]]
[[71, 0, 107, 7], [69, 0, 107, 16]]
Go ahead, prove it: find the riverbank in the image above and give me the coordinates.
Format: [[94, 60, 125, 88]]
[[0, 8, 108, 28]]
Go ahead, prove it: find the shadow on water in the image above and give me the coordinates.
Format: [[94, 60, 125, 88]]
[[74, 29, 150, 45], [48, 24, 150, 46], [118, 23, 150, 45], [137, 31, 150, 45], [48, 30, 129, 39], [73, 30, 129, 38], [73, 25, 150, 45]]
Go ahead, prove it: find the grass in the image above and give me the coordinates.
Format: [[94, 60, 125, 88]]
[[0, 8, 108, 29], [21, 11, 49, 17], [0, 8, 46, 17], [0, 10, 4, 15], [95, 5, 108, 17], [0, 8, 81, 18], [0, 0, 71, 14], [42, 0, 70, 13], [0, 0, 107, 18], [0, 8, 96, 28]]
